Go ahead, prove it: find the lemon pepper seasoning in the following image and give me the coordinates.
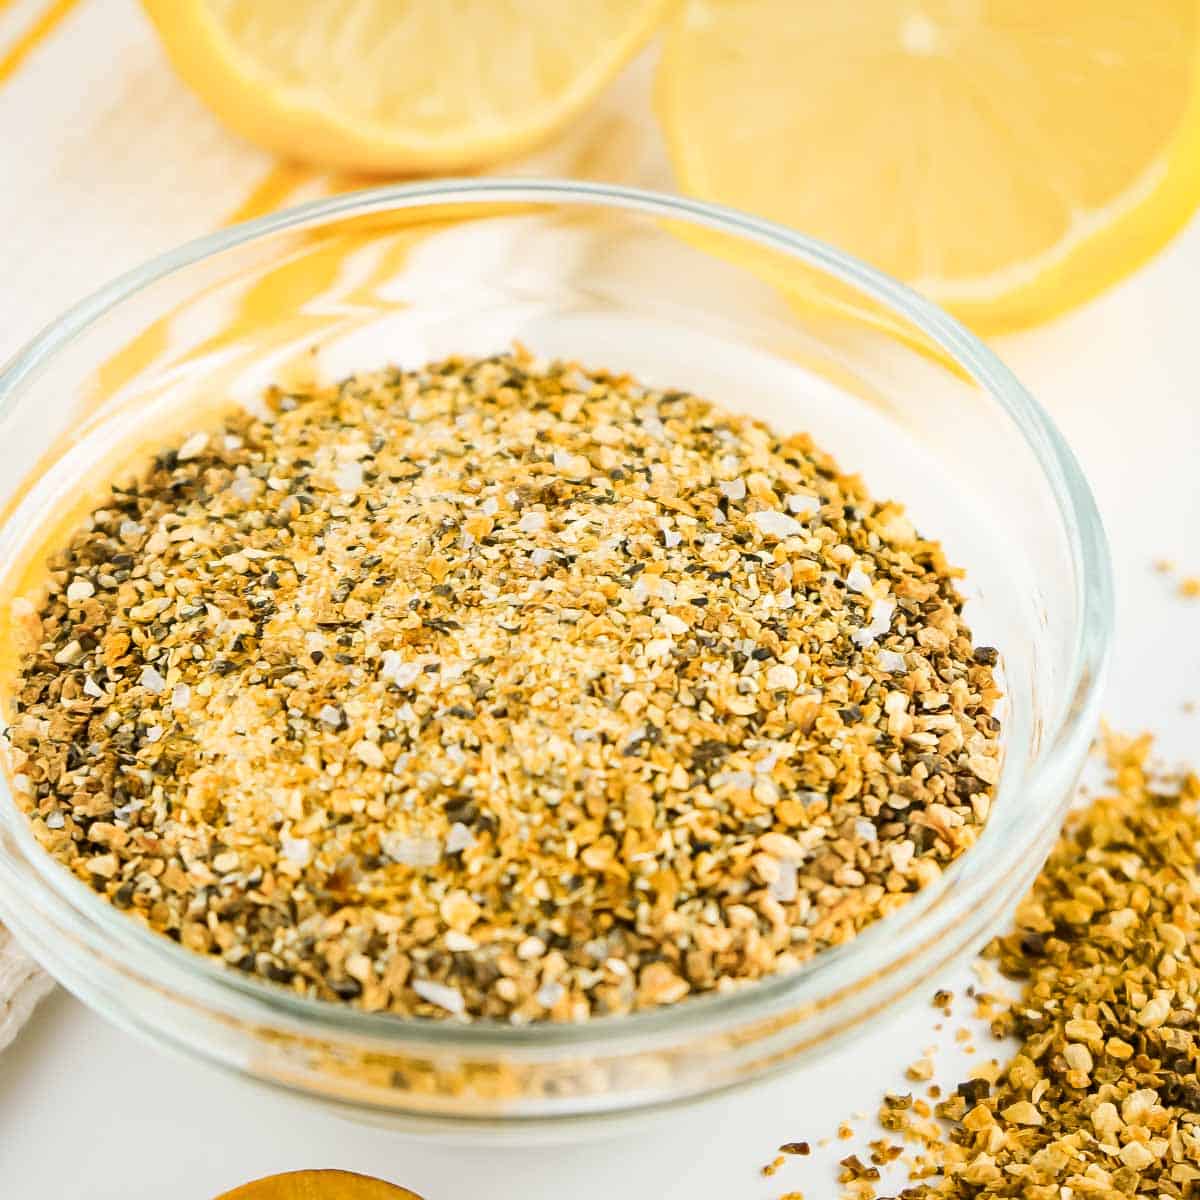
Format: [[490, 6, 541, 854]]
[[846, 734, 1200, 1199], [5, 351, 1000, 1021]]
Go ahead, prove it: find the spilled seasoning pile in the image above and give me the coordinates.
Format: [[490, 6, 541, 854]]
[[856, 733, 1200, 1199], [3, 352, 1000, 1021]]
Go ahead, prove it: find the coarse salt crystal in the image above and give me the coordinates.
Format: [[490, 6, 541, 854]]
[[530, 548, 553, 566], [139, 665, 167, 693], [177, 432, 209, 461], [870, 598, 896, 626], [82, 676, 104, 699], [444, 931, 477, 952], [380, 650, 421, 688], [770, 859, 798, 903], [280, 835, 311, 866], [845, 566, 872, 594], [318, 704, 343, 726], [518, 511, 546, 533], [334, 460, 364, 494], [660, 520, 683, 548], [750, 510, 803, 539], [786, 493, 820, 516], [719, 478, 746, 502], [45, 811, 65, 830], [230, 475, 257, 503], [853, 598, 897, 647], [877, 649, 906, 673], [660, 613, 688, 636], [645, 637, 674, 660], [716, 770, 754, 790], [481, 496, 499, 516], [755, 748, 782, 774], [381, 833, 442, 867], [145, 725, 163, 743], [412, 978, 465, 1015], [536, 980, 565, 1008], [445, 822, 476, 854], [171, 683, 191, 709], [854, 818, 878, 843], [66, 578, 95, 602]]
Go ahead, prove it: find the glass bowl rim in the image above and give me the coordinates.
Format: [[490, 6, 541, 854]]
[[0, 177, 1113, 1051]]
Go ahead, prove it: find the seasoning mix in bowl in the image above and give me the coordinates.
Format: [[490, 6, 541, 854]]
[[5, 349, 1000, 1021], [0, 182, 1109, 1130]]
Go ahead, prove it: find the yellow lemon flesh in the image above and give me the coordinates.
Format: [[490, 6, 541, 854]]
[[658, 0, 1200, 333], [144, 0, 668, 173]]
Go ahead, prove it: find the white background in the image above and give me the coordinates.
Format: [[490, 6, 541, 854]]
[[2, 2, 1199, 1197]]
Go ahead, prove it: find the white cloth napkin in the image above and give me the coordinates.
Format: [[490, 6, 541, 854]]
[[0, 926, 52, 1051]]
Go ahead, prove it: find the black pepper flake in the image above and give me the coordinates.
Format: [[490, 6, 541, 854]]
[[955, 1078, 990, 1104]]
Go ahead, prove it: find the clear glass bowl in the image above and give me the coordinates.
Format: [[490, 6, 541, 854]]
[[0, 180, 1112, 1139]]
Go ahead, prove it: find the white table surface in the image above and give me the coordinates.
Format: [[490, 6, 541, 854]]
[[3, 3, 1200, 1197]]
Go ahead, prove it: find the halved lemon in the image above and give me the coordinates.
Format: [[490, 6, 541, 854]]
[[142, 0, 669, 173], [658, 0, 1200, 333]]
